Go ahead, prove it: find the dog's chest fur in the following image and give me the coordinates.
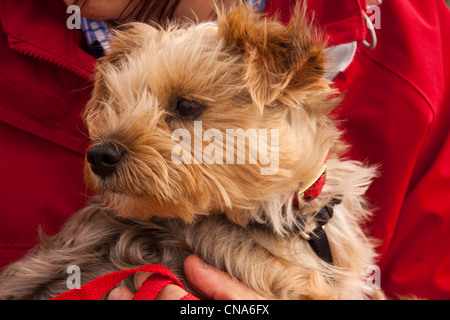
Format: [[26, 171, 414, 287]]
[[0, 160, 377, 300]]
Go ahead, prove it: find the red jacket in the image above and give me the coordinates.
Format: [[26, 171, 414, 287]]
[[0, 0, 94, 266], [0, 0, 449, 299]]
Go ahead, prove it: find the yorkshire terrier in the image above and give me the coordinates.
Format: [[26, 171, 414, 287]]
[[0, 4, 381, 299]]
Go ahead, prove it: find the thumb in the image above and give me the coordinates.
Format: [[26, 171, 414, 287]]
[[183, 255, 266, 300]]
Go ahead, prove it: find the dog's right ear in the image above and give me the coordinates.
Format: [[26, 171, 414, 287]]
[[217, 4, 328, 113]]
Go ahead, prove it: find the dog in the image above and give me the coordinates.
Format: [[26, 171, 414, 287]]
[[0, 3, 381, 300]]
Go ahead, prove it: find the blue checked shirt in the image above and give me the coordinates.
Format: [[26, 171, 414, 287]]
[[248, 0, 267, 12], [80, 17, 113, 58]]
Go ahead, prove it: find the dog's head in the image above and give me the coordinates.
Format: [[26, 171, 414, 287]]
[[83, 4, 340, 224]]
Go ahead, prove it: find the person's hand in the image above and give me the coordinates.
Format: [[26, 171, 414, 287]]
[[108, 255, 266, 300]]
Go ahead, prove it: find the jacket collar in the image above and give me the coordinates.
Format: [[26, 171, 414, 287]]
[[0, 0, 96, 80]]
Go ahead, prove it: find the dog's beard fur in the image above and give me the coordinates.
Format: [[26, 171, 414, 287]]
[[0, 3, 381, 300]]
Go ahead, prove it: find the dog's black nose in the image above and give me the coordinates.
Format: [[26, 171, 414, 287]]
[[87, 144, 125, 179]]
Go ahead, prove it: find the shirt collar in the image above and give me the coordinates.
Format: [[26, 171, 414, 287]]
[[80, 17, 113, 58]]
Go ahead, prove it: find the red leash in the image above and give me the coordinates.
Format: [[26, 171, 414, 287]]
[[50, 264, 199, 300]]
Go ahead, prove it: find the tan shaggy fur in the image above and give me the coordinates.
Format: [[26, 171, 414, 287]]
[[0, 3, 382, 300]]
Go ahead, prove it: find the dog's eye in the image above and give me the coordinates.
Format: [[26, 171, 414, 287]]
[[175, 99, 203, 119]]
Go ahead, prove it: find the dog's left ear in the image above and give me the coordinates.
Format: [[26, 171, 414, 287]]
[[103, 22, 159, 67], [218, 4, 327, 112]]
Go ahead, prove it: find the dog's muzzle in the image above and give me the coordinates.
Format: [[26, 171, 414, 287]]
[[87, 144, 125, 179]]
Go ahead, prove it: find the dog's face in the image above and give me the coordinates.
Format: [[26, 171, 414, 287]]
[[83, 5, 340, 224]]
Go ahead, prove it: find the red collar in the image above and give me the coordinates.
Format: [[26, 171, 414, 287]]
[[292, 153, 330, 207], [292, 167, 327, 206]]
